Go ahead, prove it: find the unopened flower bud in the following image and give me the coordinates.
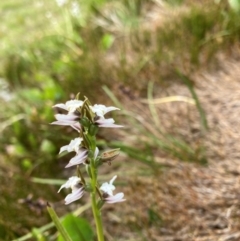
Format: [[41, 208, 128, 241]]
[[89, 124, 99, 136], [80, 117, 90, 128], [100, 148, 120, 164]]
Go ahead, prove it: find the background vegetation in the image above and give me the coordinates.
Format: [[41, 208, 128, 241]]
[[1, 0, 240, 240]]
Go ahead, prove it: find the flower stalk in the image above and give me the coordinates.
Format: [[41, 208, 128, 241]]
[[51, 93, 126, 240]]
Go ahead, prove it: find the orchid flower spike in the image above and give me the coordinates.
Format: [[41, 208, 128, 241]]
[[100, 176, 126, 204]]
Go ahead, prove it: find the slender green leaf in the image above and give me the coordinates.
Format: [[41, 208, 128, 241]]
[[47, 204, 72, 241], [58, 214, 94, 241], [176, 70, 208, 131]]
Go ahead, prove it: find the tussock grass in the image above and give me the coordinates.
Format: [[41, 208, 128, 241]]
[[1, 0, 240, 239]]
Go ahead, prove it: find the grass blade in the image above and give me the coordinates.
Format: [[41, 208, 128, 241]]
[[47, 203, 72, 241]]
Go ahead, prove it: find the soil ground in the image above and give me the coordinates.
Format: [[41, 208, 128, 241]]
[[102, 53, 240, 241]]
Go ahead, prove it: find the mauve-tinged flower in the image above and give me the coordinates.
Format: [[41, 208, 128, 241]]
[[100, 176, 126, 204], [51, 114, 81, 132], [65, 149, 88, 168], [59, 137, 88, 167], [58, 176, 84, 205], [65, 187, 84, 205], [104, 192, 125, 204], [66, 146, 99, 168], [90, 104, 120, 118], [53, 100, 83, 113], [95, 117, 123, 128]]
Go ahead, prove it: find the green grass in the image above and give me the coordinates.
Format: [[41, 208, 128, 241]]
[[1, 0, 240, 239]]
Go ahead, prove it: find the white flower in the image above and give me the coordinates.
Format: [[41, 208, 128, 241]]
[[100, 176, 126, 204], [90, 104, 120, 118], [59, 138, 88, 168], [58, 176, 84, 205], [59, 137, 83, 154], [100, 175, 117, 196], [53, 100, 83, 113], [58, 176, 81, 192]]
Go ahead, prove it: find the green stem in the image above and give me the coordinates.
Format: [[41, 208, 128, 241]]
[[91, 191, 105, 241], [89, 139, 105, 241]]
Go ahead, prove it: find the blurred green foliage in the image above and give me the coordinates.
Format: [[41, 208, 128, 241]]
[[1, 0, 240, 239]]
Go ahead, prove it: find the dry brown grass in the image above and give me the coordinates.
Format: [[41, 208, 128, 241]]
[[99, 52, 240, 241]]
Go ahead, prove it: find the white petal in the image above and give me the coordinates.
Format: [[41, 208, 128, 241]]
[[51, 120, 81, 132], [53, 103, 68, 111], [58, 176, 80, 192], [70, 123, 81, 132], [95, 118, 123, 128], [90, 104, 120, 117], [105, 193, 126, 204], [59, 145, 69, 154], [51, 120, 75, 126], [65, 187, 84, 205], [67, 138, 82, 152], [65, 100, 83, 113], [65, 150, 88, 168], [59, 137, 82, 154], [53, 100, 83, 113], [110, 175, 117, 185], [55, 114, 79, 121], [100, 181, 115, 196]]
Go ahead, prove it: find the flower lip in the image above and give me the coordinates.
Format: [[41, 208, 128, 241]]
[[51, 114, 81, 132], [104, 192, 126, 204], [65, 187, 84, 205], [65, 149, 88, 168], [95, 117, 123, 128]]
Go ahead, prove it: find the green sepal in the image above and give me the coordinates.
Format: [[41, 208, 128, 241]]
[[85, 164, 92, 179], [89, 124, 99, 136], [75, 92, 81, 100], [95, 159, 103, 168], [97, 200, 105, 210], [82, 133, 91, 149]]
